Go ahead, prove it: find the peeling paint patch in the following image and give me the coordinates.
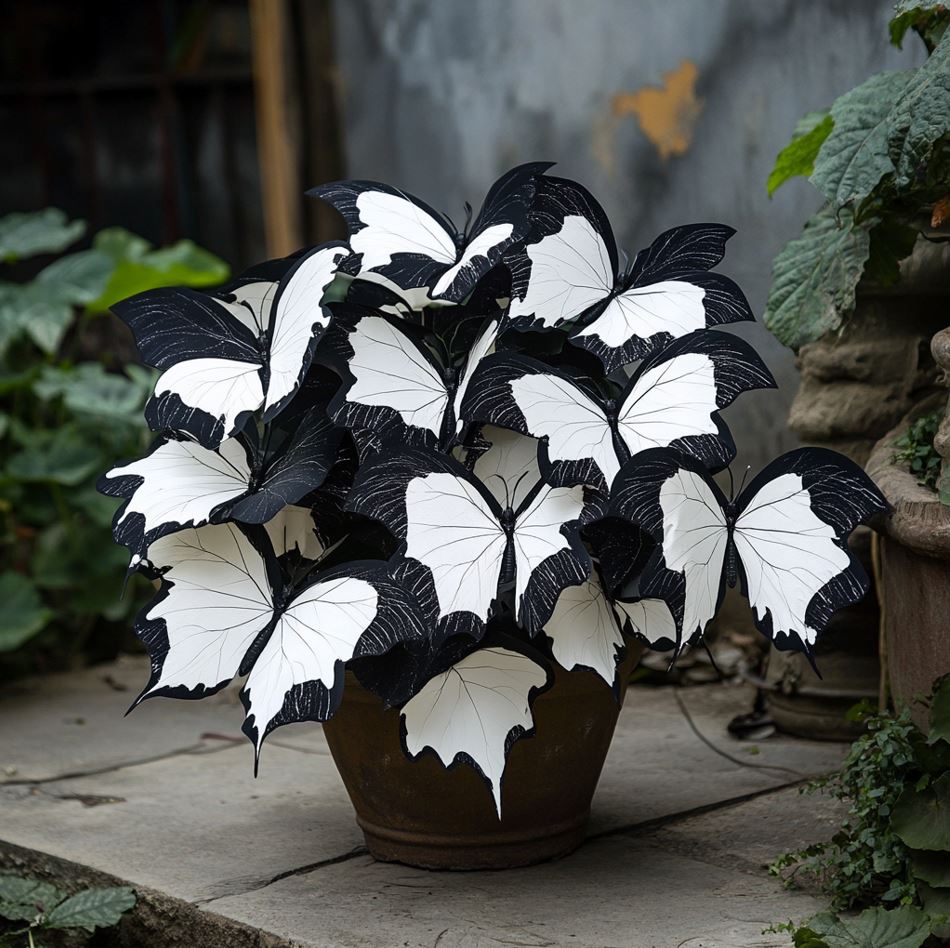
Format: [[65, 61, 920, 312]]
[[614, 60, 704, 160]]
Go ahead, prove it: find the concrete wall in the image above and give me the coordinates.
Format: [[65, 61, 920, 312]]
[[330, 0, 925, 468]]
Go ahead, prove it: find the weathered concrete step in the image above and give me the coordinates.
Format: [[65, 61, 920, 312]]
[[0, 658, 847, 946]]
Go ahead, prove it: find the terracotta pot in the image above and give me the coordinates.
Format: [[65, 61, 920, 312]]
[[323, 644, 644, 870], [867, 399, 950, 730]]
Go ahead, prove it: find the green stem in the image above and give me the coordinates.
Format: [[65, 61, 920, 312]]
[[28, 928, 35, 948], [49, 483, 76, 540]]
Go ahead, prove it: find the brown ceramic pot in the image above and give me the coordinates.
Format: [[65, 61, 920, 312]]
[[323, 644, 643, 870], [867, 399, 950, 730]]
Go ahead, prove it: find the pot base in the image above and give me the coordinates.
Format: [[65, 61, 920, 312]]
[[324, 649, 643, 872], [356, 810, 589, 870]]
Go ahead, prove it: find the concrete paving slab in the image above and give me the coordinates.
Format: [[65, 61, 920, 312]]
[[206, 831, 826, 948], [590, 681, 845, 834], [0, 743, 362, 904], [0, 658, 850, 946], [1, 655, 281, 784]]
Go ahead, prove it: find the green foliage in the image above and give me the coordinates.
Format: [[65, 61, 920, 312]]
[[767, 112, 833, 197], [0, 572, 53, 652], [892, 772, 950, 850], [810, 71, 914, 210], [770, 677, 950, 946], [887, 34, 950, 189], [87, 226, 229, 314], [0, 874, 135, 945], [794, 905, 936, 948], [0, 209, 228, 674], [764, 11, 950, 350], [891, 409, 945, 493], [891, 2, 949, 49], [763, 206, 871, 349], [0, 209, 86, 263]]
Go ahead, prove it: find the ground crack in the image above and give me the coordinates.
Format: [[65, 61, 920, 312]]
[[1, 741, 236, 787], [583, 776, 814, 844], [194, 845, 369, 906]]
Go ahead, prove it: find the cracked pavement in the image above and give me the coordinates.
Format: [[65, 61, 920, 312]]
[[1, 656, 848, 947]]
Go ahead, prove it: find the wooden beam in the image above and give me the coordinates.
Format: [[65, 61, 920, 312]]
[[249, 0, 303, 257]]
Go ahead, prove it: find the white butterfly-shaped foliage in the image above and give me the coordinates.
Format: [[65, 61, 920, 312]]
[[346, 442, 598, 641], [505, 175, 752, 372], [401, 645, 551, 816], [263, 504, 327, 560], [543, 564, 679, 688], [325, 305, 499, 448], [309, 163, 550, 303], [114, 243, 349, 448], [602, 448, 889, 653], [133, 521, 425, 760], [463, 330, 775, 492], [99, 395, 341, 561]]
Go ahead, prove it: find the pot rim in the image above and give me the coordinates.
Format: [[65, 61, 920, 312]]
[[867, 393, 950, 559]]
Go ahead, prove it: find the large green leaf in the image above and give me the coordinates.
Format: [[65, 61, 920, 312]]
[[86, 228, 228, 313], [806, 905, 933, 948], [764, 205, 871, 349], [0, 876, 65, 922], [768, 112, 834, 197], [0, 573, 53, 652], [919, 883, 950, 939], [6, 430, 101, 486], [892, 772, 950, 850], [44, 885, 136, 932], [864, 218, 919, 286], [34, 363, 147, 422], [0, 300, 21, 358], [890, 1, 950, 49], [36, 248, 114, 304], [930, 674, 950, 744], [811, 71, 913, 210], [888, 33, 950, 188], [910, 849, 950, 887], [0, 209, 85, 263], [0, 281, 75, 355]]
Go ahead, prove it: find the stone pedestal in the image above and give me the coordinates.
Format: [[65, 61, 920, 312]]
[[767, 237, 950, 730]]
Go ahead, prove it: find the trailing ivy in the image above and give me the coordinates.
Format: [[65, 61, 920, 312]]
[[764, 7, 950, 349], [769, 675, 950, 946], [892, 409, 946, 494]]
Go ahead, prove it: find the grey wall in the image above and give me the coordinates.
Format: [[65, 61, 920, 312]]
[[330, 0, 925, 469]]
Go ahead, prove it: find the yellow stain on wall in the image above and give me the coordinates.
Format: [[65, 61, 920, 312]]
[[612, 60, 704, 160]]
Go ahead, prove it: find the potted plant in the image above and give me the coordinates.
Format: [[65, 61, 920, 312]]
[[99, 165, 886, 869], [763, 1, 950, 721]]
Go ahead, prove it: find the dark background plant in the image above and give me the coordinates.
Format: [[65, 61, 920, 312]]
[[0, 209, 228, 677], [763, 1, 950, 350]]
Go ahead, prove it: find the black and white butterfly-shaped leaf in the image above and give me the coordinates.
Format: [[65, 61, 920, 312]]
[[401, 642, 552, 816], [325, 306, 499, 448], [263, 504, 327, 560], [505, 175, 752, 372], [613, 596, 680, 651], [464, 425, 543, 513], [99, 400, 341, 562], [543, 567, 628, 690], [604, 447, 888, 654], [309, 163, 550, 303], [462, 330, 775, 491], [133, 521, 425, 761], [114, 243, 349, 448], [346, 446, 597, 640]]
